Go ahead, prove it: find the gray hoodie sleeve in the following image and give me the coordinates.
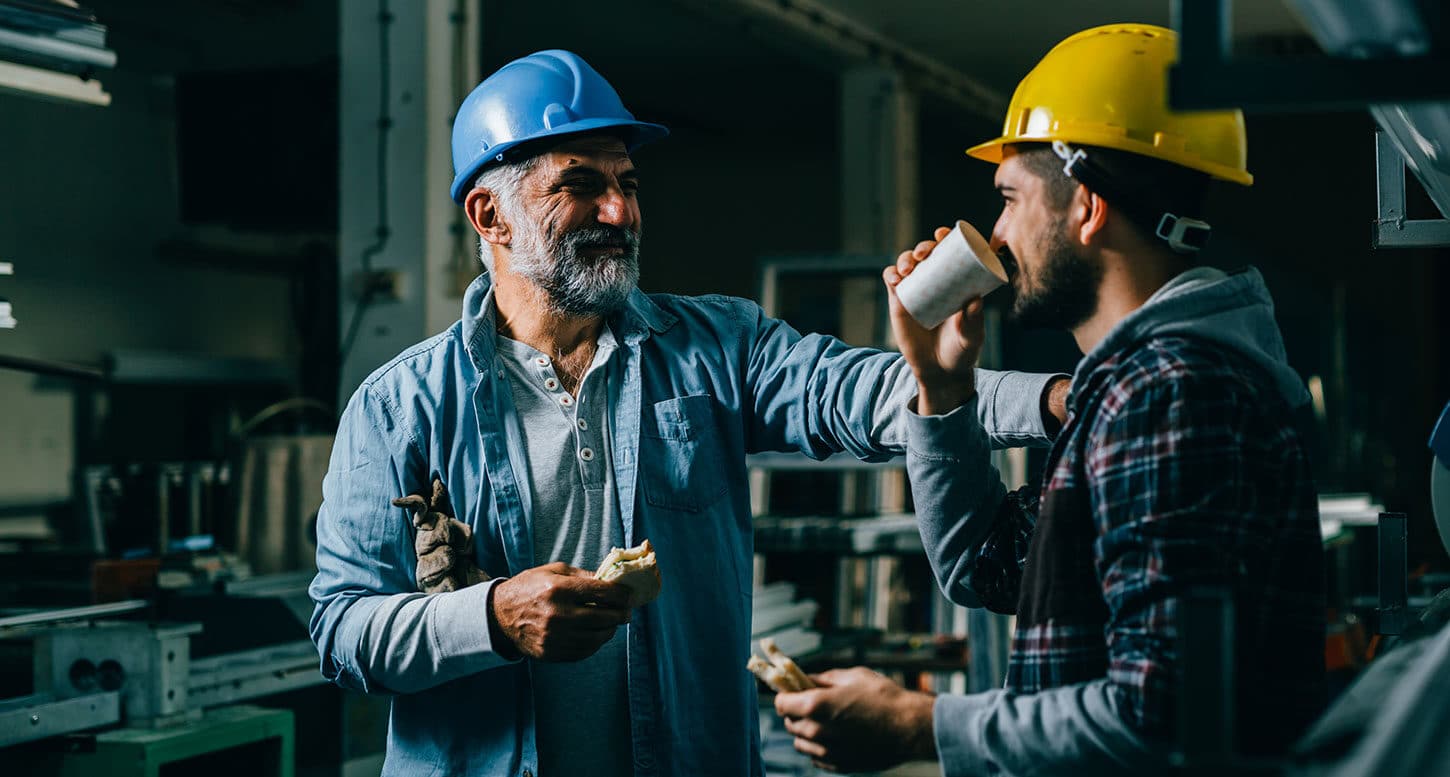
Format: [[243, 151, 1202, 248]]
[[934, 680, 1173, 776], [910, 397, 1171, 771], [908, 401, 1171, 774], [905, 397, 1011, 609]]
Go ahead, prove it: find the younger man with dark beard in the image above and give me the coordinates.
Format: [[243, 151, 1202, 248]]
[[309, 50, 1066, 777], [774, 25, 1326, 776]]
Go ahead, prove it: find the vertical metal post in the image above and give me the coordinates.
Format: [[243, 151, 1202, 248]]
[[1378, 512, 1409, 635], [1172, 0, 1231, 66], [156, 466, 170, 553], [1375, 129, 1408, 229], [1176, 587, 1235, 766], [966, 607, 1010, 693]]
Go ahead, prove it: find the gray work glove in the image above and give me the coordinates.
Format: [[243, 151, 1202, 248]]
[[393, 478, 489, 593]]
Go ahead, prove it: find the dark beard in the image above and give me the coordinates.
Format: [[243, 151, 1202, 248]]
[[524, 224, 641, 319], [1008, 221, 1102, 331]]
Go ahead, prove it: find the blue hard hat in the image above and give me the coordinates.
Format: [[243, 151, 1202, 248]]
[[449, 49, 669, 204]]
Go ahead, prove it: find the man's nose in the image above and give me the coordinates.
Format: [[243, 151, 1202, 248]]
[[989, 217, 1008, 255], [596, 188, 631, 227]]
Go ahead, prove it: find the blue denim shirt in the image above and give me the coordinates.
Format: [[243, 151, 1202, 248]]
[[309, 274, 1057, 777]]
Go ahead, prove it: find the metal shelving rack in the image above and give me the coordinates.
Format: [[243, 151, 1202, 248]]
[[0, 261, 14, 330], [750, 254, 1023, 695]]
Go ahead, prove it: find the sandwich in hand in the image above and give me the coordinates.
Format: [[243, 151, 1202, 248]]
[[595, 539, 662, 608], [746, 637, 816, 693]]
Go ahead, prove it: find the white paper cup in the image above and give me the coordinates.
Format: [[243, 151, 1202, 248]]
[[894, 220, 1007, 329]]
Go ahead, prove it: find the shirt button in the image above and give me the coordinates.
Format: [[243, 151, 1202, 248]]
[[577, 418, 588, 431], [580, 447, 595, 461], [560, 395, 574, 407], [535, 357, 549, 367], [543, 378, 560, 391]]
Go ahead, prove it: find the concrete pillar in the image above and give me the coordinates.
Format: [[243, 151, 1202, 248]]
[[337, 0, 480, 405], [836, 66, 920, 633], [840, 66, 919, 256]]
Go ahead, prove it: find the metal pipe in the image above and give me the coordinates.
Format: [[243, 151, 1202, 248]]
[[0, 599, 147, 630], [0, 353, 106, 381]]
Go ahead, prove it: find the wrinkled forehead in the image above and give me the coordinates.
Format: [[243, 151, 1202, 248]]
[[540, 133, 632, 171]]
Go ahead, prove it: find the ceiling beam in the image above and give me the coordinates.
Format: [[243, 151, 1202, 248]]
[[670, 0, 1005, 122]]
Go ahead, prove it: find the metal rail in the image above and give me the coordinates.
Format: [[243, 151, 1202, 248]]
[[0, 599, 147, 630]]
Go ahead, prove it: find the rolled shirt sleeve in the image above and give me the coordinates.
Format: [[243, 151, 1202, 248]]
[[308, 384, 516, 695]]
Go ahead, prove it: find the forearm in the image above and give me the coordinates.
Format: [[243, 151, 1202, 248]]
[[741, 300, 1063, 456], [352, 579, 518, 694], [906, 397, 1010, 608], [933, 680, 1172, 777], [879, 367, 1064, 453]]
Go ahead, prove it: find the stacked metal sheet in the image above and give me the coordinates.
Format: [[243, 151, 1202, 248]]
[[0, 1, 114, 104], [751, 581, 821, 659]]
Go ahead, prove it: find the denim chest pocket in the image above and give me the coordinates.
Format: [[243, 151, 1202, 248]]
[[640, 395, 729, 513]]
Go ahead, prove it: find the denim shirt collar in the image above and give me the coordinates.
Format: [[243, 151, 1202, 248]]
[[460, 272, 678, 370]]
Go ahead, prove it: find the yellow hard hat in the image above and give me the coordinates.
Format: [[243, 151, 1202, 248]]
[[967, 23, 1253, 186]]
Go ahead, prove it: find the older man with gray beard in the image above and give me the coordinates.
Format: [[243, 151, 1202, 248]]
[[309, 49, 1068, 777]]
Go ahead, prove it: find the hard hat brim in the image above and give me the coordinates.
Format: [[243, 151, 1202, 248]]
[[450, 118, 670, 204], [964, 135, 1253, 186], [965, 137, 1006, 165]]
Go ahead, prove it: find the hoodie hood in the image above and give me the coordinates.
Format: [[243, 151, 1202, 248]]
[[1072, 266, 1310, 409]]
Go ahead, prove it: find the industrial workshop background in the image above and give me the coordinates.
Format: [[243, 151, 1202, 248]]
[[1, 0, 1448, 776]]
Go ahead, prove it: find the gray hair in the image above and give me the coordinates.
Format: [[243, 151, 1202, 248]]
[[473, 157, 540, 270]]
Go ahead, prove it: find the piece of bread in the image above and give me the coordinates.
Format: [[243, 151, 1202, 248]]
[[747, 638, 816, 693], [595, 539, 662, 608], [761, 638, 816, 691], [747, 655, 791, 693]]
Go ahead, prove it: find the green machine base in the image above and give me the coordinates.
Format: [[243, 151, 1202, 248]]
[[19, 704, 294, 777]]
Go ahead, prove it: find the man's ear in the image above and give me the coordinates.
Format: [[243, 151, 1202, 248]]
[[464, 187, 510, 247], [1073, 185, 1109, 247]]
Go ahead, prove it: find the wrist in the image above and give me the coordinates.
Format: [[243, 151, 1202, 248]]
[[901, 691, 938, 761], [1041, 375, 1070, 436], [915, 373, 976, 416], [485, 580, 521, 660]]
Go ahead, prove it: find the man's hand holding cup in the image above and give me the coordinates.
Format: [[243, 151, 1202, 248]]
[[883, 221, 1007, 416]]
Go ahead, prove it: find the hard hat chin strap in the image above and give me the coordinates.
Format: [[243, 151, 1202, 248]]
[[1051, 141, 1210, 254], [1053, 141, 1088, 177], [1155, 213, 1212, 253]]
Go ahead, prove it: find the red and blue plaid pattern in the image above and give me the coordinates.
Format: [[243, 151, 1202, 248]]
[[990, 335, 1325, 754]]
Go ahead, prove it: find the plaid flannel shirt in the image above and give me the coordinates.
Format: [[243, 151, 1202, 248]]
[[979, 334, 1325, 753]]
